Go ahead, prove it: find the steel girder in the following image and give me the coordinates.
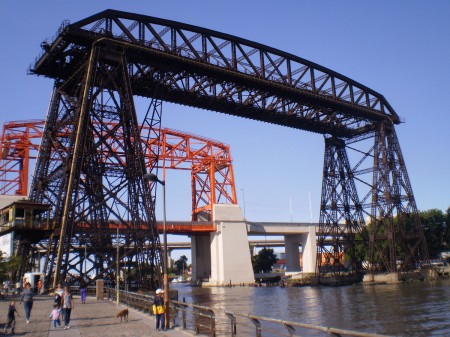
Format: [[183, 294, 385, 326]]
[[31, 10, 399, 138]]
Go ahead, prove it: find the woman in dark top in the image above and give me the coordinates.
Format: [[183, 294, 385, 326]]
[[19, 282, 34, 323]]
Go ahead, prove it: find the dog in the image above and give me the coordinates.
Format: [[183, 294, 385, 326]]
[[116, 307, 129, 323]]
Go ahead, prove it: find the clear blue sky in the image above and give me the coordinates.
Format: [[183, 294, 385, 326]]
[[1, 1, 449, 261]]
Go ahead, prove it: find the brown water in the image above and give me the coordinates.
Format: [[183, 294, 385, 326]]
[[172, 278, 450, 336]]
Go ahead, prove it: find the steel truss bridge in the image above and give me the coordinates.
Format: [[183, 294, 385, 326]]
[[2, 9, 428, 287]]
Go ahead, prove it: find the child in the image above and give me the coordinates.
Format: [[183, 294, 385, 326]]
[[4, 300, 19, 334], [49, 304, 61, 329], [152, 289, 165, 331]]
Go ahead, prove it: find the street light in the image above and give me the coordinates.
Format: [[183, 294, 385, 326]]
[[144, 172, 169, 330]]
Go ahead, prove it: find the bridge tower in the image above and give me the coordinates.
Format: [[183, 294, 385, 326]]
[[317, 123, 429, 282], [29, 47, 163, 289]]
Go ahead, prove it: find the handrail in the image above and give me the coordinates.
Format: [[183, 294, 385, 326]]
[[228, 312, 392, 337]]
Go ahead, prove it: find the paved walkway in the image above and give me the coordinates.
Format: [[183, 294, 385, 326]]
[[0, 294, 192, 337]]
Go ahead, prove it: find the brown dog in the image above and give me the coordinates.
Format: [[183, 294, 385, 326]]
[[116, 308, 129, 323]]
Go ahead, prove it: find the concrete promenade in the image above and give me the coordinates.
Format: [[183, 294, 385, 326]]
[[0, 293, 192, 337]]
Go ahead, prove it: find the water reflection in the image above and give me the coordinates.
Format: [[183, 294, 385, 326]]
[[173, 278, 450, 336]]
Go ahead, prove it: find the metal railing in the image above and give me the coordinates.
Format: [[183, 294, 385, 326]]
[[104, 287, 393, 337]]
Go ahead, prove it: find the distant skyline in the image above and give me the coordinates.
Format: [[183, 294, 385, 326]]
[[1, 1, 449, 261]]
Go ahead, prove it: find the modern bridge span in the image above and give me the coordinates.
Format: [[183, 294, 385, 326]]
[[166, 224, 318, 281], [170, 206, 318, 285]]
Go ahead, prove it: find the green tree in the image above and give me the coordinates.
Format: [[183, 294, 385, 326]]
[[0, 252, 22, 283], [251, 248, 278, 273], [445, 207, 450, 252], [421, 208, 448, 258], [174, 255, 188, 275]]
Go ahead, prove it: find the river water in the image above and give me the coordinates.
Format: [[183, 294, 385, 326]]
[[171, 278, 450, 336]]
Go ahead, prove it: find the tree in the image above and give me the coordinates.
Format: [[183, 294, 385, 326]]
[[0, 252, 22, 283], [352, 207, 450, 268], [252, 248, 278, 273], [421, 208, 448, 258], [174, 255, 188, 275]]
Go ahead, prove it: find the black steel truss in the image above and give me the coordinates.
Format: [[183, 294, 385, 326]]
[[29, 45, 163, 289], [317, 137, 366, 283], [22, 10, 428, 285], [318, 124, 429, 281], [31, 9, 398, 139]]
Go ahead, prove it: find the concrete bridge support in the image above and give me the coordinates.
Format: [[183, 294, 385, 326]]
[[191, 204, 255, 286], [301, 225, 317, 273], [285, 234, 302, 272], [284, 225, 317, 273], [191, 234, 211, 282]]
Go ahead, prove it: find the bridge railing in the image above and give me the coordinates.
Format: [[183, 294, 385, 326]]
[[104, 287, 392, 337]]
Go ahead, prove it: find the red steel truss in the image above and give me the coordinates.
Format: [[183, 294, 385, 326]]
[[0, 120, 237, 221]]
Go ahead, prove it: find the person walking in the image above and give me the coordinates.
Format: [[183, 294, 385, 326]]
[[79, 278, 87, 304], [53, 282, 64, 321], [49, 304, 61, 329], [19, 282, 34, 324], [61, 285, 74, 329], [53, 282, 64, 306], [3, 300, 19, 334], [152, 288, 165, 331]]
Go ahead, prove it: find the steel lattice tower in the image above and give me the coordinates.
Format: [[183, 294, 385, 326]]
[[316, 137, 366, 283], [317, 123, 429, 282], [30, 45, 163, 289]]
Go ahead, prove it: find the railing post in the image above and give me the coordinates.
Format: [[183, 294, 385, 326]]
[[249, 317, 261, 337], [225, 312, 237, 336], [181, 297, 187, 330], [171, 302, 176, 327], [194, 308, 200, 334], [283, 323, 296, 336], [207, 309, 216, 337]]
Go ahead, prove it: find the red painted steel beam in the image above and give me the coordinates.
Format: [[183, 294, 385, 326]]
[[0, 120, 237, 221]]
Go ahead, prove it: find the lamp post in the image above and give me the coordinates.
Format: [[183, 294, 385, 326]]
[[144, 172, 169, 329]]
